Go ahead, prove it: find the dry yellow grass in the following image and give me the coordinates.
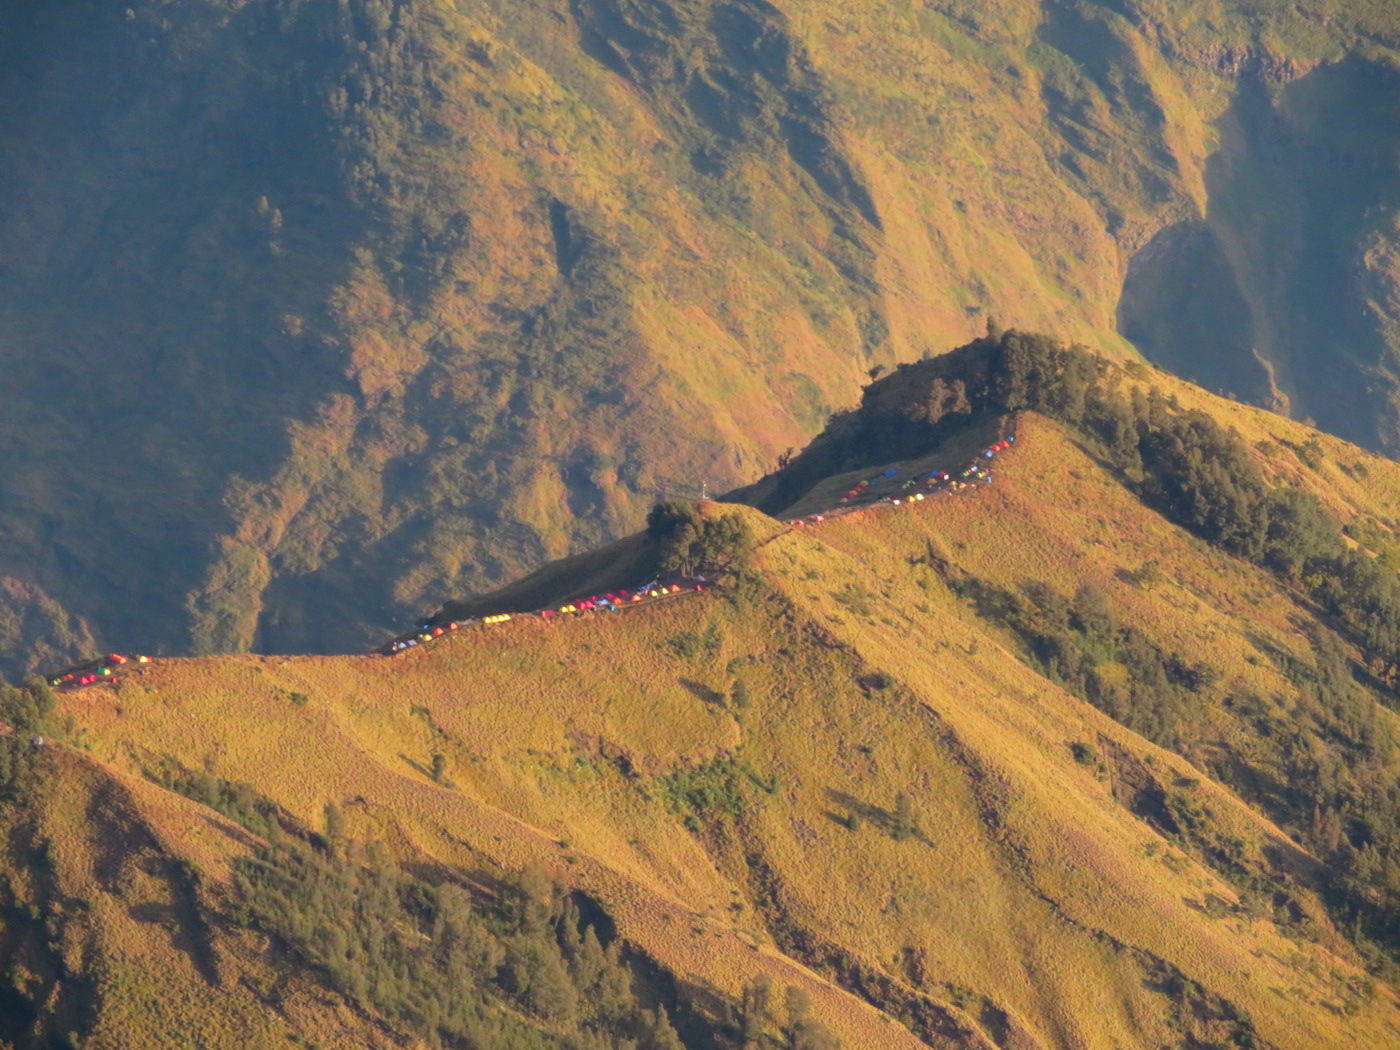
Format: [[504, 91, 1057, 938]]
[[43, 400, 1400, 1049], [19, 749, 407, 1050]]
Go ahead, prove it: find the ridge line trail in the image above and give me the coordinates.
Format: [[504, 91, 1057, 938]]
[[44, 413, 1021, 703], [394, 413, 1022, 643]]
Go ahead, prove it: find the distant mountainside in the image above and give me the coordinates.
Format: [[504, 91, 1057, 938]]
[[11, 343, 1400, 1047], [6, 0, 1400, 673]]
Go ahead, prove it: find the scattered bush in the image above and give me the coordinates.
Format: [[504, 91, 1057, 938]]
[[667, 622, 722, 661], [948, 574, 1208, 751], [889, 792, 921, 843], [658, 756, 769, 826], [1126, 560, 1166, 591], [832, 585, 876, 617], [214, 787, 727, 1049], [730, 678, 751, 710], [1070, 741, 1097, 765]]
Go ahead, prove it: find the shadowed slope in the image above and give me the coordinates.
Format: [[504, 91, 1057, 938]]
[[10, 0, 1400, 678]]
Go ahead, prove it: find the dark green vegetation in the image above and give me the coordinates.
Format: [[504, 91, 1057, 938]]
[[943, 567, 1400, 970], [0, 735, 845, 1050], [17, 388, 1400, 1045], [648, 503, 755, 579], [226, 792, 841, 1049], [0, 682, 89, 1047], [233, 835, 693, 1049], [9, 0, 1400, 678], [776, 328, 1400, 687], [657, 755, 774, 833], [941, 576, 1214, 752], [835, 329, 1400, 975]]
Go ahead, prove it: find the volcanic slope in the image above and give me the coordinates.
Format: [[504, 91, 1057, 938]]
[[16, 0, 1400, 681], [27, 391, 1400, 1047]]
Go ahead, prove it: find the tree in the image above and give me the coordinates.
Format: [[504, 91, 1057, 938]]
[[592, 941, 636, 1023], [740, 975, 772, 1046], [890, 792, 920, 842], [901, 376, 973, 427], [520, 940, 579, 1023], [784, 986, 840, 1050], [431, 752, 447, 783], [783, 985, 810, 1037], [694, 512, 754, 575], [323, 801, 345, 856], [647, 500, 700, 541], [731, 678, 751, 711], [644, 1006, 686, 1050], [1071, 582, 1113, 643], [649, 501, 755, 577], [1128, 559, 1165, 591]]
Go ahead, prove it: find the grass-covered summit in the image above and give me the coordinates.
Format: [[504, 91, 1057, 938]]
[[7, 339, 1400, 1046]]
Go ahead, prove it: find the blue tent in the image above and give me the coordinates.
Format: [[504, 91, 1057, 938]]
[[882, 469, 897, 477]]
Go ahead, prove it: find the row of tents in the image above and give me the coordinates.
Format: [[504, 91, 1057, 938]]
[[785, 434, 1014, 529], [385, 428, 1019, 654], [46, 652, 151, 690], [44, 424, 1020, 682], [376, 578, 708, 656], [383, 428, 1020, 654]]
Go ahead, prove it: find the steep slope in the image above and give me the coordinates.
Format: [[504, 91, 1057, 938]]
[[0, 742, 411, 1049], [7, 0, 1400, 676], [27, 381, 1400, 1047]]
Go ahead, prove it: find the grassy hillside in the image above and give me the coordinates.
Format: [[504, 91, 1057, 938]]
[[7, 0, 1400, 675], [19, 364, 1400, 1046]]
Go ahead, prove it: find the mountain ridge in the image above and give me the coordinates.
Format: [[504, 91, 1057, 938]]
[[10, 0, 1400, 674], [10, 346, 1400, 1047]]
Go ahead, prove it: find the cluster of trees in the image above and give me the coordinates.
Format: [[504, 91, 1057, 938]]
[[1268, 634, 1400, 968], [0, 678, 56, 736], [735, 977, 840, 1050], [0, 679, 58, 804], [944, 565, 1400, 966], [967, 331, 1400, 686], [647, 502, 754, 578], [144, 757, 281, 840], [749, 328, 1096, 512], [233, 827, 695, 1050], [945, 576, 1212, 752], [122, 766, 839, 1050]]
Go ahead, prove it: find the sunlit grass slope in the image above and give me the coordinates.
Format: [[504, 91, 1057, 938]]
[[51, 402, 1400, 1048], [5, 747, 405, 1049]]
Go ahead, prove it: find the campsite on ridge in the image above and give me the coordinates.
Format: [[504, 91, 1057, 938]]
[[8, 0, 1400, 1045], [6, 330, 1400, 1046]]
